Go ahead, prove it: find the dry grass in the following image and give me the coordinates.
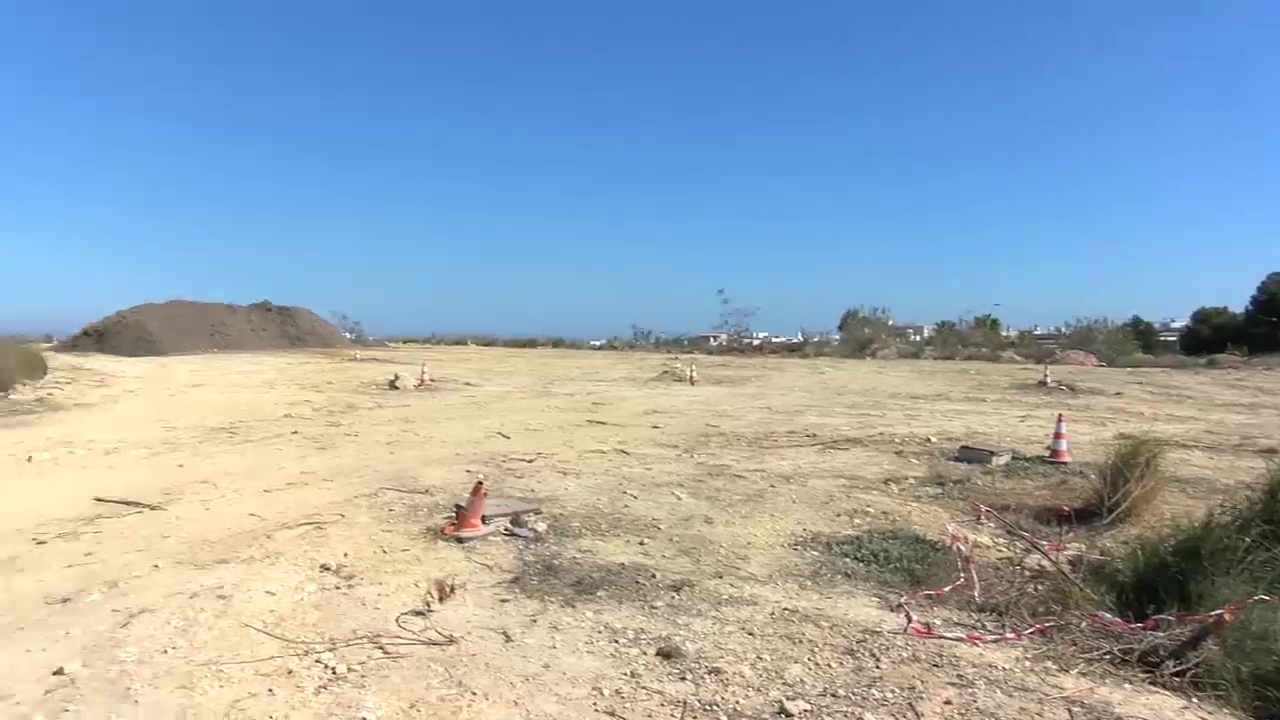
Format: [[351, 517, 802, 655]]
[[1083, 433, 1167, 525], [0, 342, 48, 393]]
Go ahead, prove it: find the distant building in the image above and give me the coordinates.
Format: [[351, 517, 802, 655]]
[[892, 324, 932, 343], [1155, 317, 1188, 345], [694, 332, 730, 347]]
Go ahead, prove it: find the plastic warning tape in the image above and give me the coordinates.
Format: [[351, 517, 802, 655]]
[[901, 606, 1056, 644], [899, 508, 1277, 643], [1088, 595, 1278, 633]]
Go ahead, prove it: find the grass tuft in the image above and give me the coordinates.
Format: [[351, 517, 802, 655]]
[[0, 342, 48, 393], [1082, 433, 1166, 525]]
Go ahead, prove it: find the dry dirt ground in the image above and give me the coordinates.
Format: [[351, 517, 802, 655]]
[[2, 347, 1278, 720]]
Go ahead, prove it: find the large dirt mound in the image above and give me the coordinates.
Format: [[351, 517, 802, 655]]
[[55, 300, 350, 357], [1049, 348, 1103, 367]]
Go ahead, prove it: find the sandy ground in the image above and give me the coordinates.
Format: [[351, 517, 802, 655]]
[[2, 347, 1278, 720]]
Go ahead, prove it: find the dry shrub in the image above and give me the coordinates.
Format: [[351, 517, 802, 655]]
[[1083, 433, 1166, 525], [0, 343, 48, 393]]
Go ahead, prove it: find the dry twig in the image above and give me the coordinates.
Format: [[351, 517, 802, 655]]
[[92, 496, 166, 511]]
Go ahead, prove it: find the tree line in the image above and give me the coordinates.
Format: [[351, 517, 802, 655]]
[[368, 271, 1280, 361]]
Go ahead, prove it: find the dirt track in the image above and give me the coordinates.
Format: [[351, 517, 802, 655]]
[[2, 347, 1276, 719]]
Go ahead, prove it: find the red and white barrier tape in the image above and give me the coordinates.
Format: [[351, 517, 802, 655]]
[[1088, 595, 1278, 633], [898, 505, 1276, 644]]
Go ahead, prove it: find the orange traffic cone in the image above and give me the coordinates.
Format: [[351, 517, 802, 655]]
[[687, 363, 698, 386], [1046, 413, 1072, 464], [415, 361, 433, 388], [441, 480, 495, 540]]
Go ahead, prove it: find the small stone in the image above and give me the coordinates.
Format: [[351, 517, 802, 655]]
[[332, 663, 349, 676], [780, 698, 812, 717], [316, 651, 335, 664], [51, 661, 81, 676], [655, 643, 687, 661]]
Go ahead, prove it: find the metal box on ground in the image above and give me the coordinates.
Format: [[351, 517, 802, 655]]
[[954, 443, 1014, 466]]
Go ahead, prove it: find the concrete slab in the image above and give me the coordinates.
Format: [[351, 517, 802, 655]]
[[955, 443, 1014, 466]]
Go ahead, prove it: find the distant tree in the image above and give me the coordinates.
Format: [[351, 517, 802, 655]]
[[933, 320, 958, 335], [329, 311, 365, 341], [1121, 315, 1160, 355], [1062, 317, 1138, 363], [970, 314, 1002, 335], [836, 305, 894, 356], [1242, 271, 1280, 355], [1179, 306, 1243, 356], [713, 288, 758, 341]]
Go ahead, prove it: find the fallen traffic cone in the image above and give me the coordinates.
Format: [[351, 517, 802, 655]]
[[415, 361, 433, 388], [441, 480, 496, 540], [1037, 364, 1051, 386], [687, 363, 698, 386], [1045, 413, 1072, 464]]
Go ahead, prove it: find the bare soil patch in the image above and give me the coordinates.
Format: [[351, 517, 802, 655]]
[[1, 349, 1273, 719]]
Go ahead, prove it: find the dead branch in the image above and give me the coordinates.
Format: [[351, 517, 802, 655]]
[[980, 505, 1096, 599], [377, 486, 432, 495], [92, 496, 166, 511], [496, 431, 512, 440]]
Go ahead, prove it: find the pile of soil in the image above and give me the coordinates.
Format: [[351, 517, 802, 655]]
[[56, 300, 350, 357], [1049, 348, 1103, 367], [1206, 353, 1246, 369]]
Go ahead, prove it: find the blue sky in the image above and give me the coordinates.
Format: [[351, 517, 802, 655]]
[[2, 2, 1277, 338]]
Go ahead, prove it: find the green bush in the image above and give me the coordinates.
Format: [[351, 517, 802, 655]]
[[0, 343, 49, 393], [1089, 462, 1280, 715]]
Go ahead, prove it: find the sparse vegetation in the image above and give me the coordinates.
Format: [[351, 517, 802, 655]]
[[824, 527, 955, 588], [1081, 433, 1167, 525], [1088, 463, 1280, 715], [0, 342, 48, 394]]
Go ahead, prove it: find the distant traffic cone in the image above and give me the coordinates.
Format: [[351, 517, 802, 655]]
[[354, 349, 361, 361], [1045, 413, 1072, 464], [415, 361, 433, 388], [441, 480, 495, 540], [687, 363, 699, 386], [1038, 364, 1051, 386]]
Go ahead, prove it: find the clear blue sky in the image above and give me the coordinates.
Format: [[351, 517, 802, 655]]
[[2, 2, 1277, 338]]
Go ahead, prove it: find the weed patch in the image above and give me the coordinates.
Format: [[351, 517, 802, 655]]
[[0, 343, 48, 394], [821, 527, 956, 589], [1087, 462, 1280, 716]]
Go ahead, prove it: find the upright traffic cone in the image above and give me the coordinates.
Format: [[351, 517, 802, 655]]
[[415, 361, 433, 388], [1046, 413, 1072, 464], [687, 363, 699, 386], [1038, 364, 1052, 386], [441, 480, 496, 540]]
